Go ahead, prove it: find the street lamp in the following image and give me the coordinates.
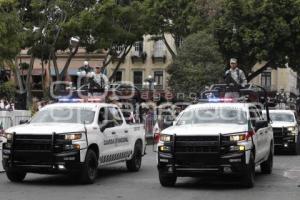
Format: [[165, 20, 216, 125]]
[[143, 75, 156, 90]]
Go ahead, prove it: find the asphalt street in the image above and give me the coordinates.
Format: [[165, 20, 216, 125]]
[[0, 147, 300, 200]]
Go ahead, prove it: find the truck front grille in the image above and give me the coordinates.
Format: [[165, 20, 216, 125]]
[[175, 136, 220, 153], [273, 128, 288, 137], [14, 135, 52, 151], [13, 134, 68, 152]]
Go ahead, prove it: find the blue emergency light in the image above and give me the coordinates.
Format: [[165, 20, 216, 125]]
[[208, 98, 234, 103], [58, 98, 103, 103]]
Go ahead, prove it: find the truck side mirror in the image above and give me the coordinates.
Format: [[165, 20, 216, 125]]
[[19, 120, 29, 124]]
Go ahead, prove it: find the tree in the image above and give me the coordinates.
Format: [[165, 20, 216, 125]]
[[0, 0, 23, 97], [78, 0, 146, 81], [143, 0, 196, 59], [190, 0, 223, 32], [17, 0, 97, 107], [214, 0, 300, 81], [168, 31, 224, 94], [0, 0, 21, 63]]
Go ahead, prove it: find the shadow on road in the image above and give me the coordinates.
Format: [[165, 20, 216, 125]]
[[20, 166, 130, 186], [171, 172, 270, 190]]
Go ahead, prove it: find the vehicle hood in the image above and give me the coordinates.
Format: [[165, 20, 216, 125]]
[[270, 121, 297, 128], [5, 123, 85, 134], [161, 123, 248, 136]]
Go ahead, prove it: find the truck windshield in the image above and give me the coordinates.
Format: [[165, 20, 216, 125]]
[[176, 107, 247, 125], [30, 108, 95, 124], [268, 113, 295, 122]]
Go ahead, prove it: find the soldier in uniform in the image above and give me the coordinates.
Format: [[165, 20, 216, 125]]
[[224, 58, 248, 99]]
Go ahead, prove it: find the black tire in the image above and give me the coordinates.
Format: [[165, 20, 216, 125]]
[[159, 171, 177, 187], [241, 152, 255, 188], [292, 135, 300, 155], [126, 142, 142, 172], [261, 143, 274, 174], [6, 169, 26, 182], [80, 149, 98, 184]]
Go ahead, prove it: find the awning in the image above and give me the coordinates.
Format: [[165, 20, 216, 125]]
[[20, 69, 45, 76], [50, 67, 79, 76]]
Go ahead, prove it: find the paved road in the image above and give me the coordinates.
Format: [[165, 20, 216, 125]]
[[0, 148, 300, 200]]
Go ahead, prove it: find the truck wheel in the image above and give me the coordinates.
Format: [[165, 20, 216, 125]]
[[260, 145, 273, 174], [241, 152, 255, 188], [159, 171, 177, 187], [126, 142, 142, 172], [6, 169, 26, 182], [80, 149, 98, 184], [292, 136, 300, 155]]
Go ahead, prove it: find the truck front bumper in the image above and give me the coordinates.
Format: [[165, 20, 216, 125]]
[[157, 151, 248, 177], [2, 148, 83, 174], [274, 135, 297, 151]]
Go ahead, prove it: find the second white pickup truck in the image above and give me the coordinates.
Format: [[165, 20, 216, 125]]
[[2, 101, 146, 184]]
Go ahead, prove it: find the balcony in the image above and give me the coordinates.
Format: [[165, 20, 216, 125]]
[[111, 51, 125, 63], [151, 50, 167, 63], [131, 51, 147, 63]]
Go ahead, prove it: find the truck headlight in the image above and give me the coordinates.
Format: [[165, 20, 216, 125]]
[[4, 132, 13, 141], [287, 126, 298, 136], [160, 134, 172, 142], [229, 134, 246, 141], [64, 133, 82, 140]]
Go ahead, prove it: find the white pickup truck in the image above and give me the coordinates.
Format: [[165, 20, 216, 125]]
[[157, 102, 274, 188], [263, 109, 300, 154], [2, 102, 146, 184]]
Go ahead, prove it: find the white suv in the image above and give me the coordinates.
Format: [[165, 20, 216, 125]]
[[2, 102, 145, 184], [157, 102, 274, 188]]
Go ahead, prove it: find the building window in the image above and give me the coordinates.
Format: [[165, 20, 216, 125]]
[[133, 71, 143, 89], [261, 72, 271, 90], [154, 71, 163, 90], [153, 40, 165, 57], [134, 41, 143, 52], [116, 71, 122, 82]]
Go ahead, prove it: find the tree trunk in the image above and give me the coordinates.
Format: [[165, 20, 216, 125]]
[[247, 60, 273, 82], [59, 46, 79, 80], [51, 52, 60, 81], [102, 53, 113, 69], [26, 56, 35, 109], [163, 34, 177, 59], [41, 61, 45, 97], [109, 45, 132, 82], [12, 58, 25, 93]]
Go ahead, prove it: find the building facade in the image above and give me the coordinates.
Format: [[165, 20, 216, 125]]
[[15, 34, 175, 97], [250, 62, 299, 96], [106, 34, 175, 91]]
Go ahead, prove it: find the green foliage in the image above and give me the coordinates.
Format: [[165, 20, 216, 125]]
[[143, 0, 196, 50], [20, 0, 97, 60], [168, 31, 224, 94], [214, 0, 300, 79], [0, 80, 16, 100], [19, 62, 30, 70], [78, 0, 146, 50], [0, 0, 22, 63]]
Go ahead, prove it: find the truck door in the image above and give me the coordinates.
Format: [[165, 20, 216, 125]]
[[98, 107, 119, 164], [108, 107, 131, 161], [250, 107, 264, 162], [254, 108, 270, 157]]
